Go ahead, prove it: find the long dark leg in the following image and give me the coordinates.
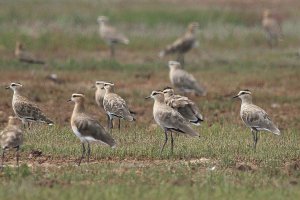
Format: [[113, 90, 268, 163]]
[[109, 118, 113, 133], [118, 118, 121, 131], [170, 131, 174, 155], [251, 130, 259, 150], [160, 129, 168, 155], [255, 131, 259, 150], [78, 143, 86, 166], [106, 114, 110, 130], [110, 44, 115, 58], [1, 149, 5, 169], [87, 143, 91, 163], [16, 146, 20, 167]]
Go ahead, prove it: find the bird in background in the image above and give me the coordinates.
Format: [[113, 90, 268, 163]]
[[233, 90, 280, 150], [102, 82, 135, 132], [69, 93, 116, 166], [0, 116, 23, 169], [262, 9, 282, 48], [6, 82, 53, 128], [168, 61, 206, 96], [15, 41, 45, 64], [163, 87, 203, 126], [146, 90, 199, 155], [159, 22, 199, 65], [97, 16, 129, 58]]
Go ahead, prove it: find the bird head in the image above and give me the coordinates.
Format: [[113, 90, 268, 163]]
[[7, 116, 20, 126], [162, 87, 174, 98], [263, 9, 271, 18], [168, 61, 182, 70], [233, 89, 252, 102], [6, 82, 22, 91], [103, 82, 115, 91], [69, 93, 85, 103], [145, 90, 164, 101], [188, 22, 199, 33], [97, 16, 109, 24]]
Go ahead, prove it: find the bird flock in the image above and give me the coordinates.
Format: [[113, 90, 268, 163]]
[[1, 10, 282, 167]]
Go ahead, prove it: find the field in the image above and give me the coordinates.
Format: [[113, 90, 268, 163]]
[[1, 0, 300, 199]]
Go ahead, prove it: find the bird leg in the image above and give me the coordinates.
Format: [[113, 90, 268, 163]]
[[15, 146, 20, 168], [160, 129, 168, 155], [1, 149, 5, 170], [106, 114, 110, 130], [87, 143, 91, 163], [110, 44, 115, 58], [177, 54, 184, 67], [170, 131, 174, 155], [251, 129, 259, 150], [118, 118, 121, 131], [78, 143, 86, 166]]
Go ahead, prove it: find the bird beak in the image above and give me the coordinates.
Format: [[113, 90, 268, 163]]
[[232, 95, 239, 99], [67, 99, 72, 102], [145, 96, 151, 99], [5, 86, 10, 89], [91, 85, 96, 89]]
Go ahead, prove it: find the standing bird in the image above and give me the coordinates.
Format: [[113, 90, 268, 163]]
[[159, 22, 199, 65], [233, 90, 280, 150], [97, 16, 129, 58], [0, 116, 23, 168], [15, 41, 45, 64], [262, 9, 282, 48], [146, 91, 199, 155], [93, 81, 113, 127], [69, 93, 116, 166], [6, 82, 53, 128], [168, 61, 206, 96], [103, 82, 135, 132], [163, 87, 203, 125]]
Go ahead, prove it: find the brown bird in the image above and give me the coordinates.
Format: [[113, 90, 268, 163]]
[[262, 9, 282, 48], [159, 22, 199, 65], [69, 93, 116, 166], [15, 42, 45, 64], [6, 82, 54, 128], [163, 87, 203, 126], [0, 116, 23, 168], [146, 91, 199, 155], [103, 82, 135, 132], [97, 16, 129, 58]]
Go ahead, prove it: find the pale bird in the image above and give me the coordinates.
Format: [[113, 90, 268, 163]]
[[97, 16, 129, 58], [6, 83, 54, 128], [168, 61, 206, 96], [69, 93, 116, 166], [159, 22, 199, 65], [262, 9, 282, 48], [103, 82, 135, 132], [93, 81, 112, 128], [146, 91, 199, 155], [15, 41, 45, 64], [0, 116, 23, 168], [233, 90, 280, 150], [163, 87, 203, 126]]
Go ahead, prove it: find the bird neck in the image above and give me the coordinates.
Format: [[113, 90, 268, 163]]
[[241, 97, 253, 105], [73, 101, 85, 114]]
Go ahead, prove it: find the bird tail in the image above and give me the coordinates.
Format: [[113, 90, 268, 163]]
[[122, 38, 129, 45], [271, 126, 280, 135], [190, 116, 203, 126], [40, 116, 54, 125], [159, 44, 177, 57], [20, 58, 45, 64]]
